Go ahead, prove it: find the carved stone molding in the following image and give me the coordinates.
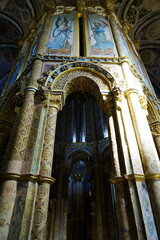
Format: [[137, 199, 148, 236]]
[[49, 93, 62, 111]]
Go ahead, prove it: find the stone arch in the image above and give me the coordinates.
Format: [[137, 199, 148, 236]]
[[46, 61, 116, 110], [66, 149, 92, 168]]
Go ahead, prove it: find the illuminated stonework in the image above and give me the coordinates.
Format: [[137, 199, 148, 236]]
[[0, 1, 160, 240]]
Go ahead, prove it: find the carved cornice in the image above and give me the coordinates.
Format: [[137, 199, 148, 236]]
[[0, 173, 55, 185]]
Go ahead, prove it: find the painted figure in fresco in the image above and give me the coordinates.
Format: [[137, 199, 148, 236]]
[[47, 16, 72, 50], [89, 20, 114, 50]]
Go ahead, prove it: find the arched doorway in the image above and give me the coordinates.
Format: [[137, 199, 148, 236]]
[[49, 91, 115, 240]]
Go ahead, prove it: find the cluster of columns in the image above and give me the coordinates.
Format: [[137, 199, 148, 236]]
[[105, 1, 160, 239]]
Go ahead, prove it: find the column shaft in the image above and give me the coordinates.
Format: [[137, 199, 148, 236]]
[[32, 94, 61, 239], [0, 90, 35, 239]]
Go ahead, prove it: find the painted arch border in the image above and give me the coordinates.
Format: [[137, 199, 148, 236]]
[[46, 61, 117, 92]]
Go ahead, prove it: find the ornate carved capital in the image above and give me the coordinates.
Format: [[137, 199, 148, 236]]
[[76, 0, 86, 11], [103, 0, 116, 13], [35, 86, 48, 105], [139, 95, 147, 110], [49, 93, 62, 111], [112, 86, 123, 102], [150, 123, 160, 137]]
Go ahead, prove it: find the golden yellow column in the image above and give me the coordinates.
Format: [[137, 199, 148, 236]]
[[32, 93, 62, 240]]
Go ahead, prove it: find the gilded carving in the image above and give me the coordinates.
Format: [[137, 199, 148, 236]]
[[52, 70, 110, 94], [150, 124, 160, 137], [37, 77, 46, 86], [139, 95, 148, 110], [43, 69, 51, 77], [112, 86, 123, 102]]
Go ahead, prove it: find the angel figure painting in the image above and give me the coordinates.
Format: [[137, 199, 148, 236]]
[[88, 15, 116, 56], [47, 15, 74, 55]]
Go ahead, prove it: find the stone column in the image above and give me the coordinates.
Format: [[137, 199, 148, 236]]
[[31, 93, 62, 240], [105, 103, 121, 177], [109, 7, 160, 238], [16, 10, 55, 240], [104, 102, 136, 239], [52, 165, 65, 240], [0, 89, 35, 239], [94, 164, 105, 240]]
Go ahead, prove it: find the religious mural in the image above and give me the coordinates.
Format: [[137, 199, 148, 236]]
[[0, 45, 18, 94], [88, 14, 116, 56], [47, 13, 75, 55], [8, 43, 28, 86]]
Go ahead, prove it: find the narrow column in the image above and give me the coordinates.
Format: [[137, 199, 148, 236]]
[[94, 164, 105, 240], [52, 165, 65, 240], [105, 103, 136, 239], [31, 93, 62, 240], [114, 95, 151, 239]]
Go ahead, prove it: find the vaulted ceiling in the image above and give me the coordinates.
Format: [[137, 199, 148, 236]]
[[0, 0, 160, 97]]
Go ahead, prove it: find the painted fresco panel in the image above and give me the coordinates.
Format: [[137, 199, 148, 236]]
[[47, 13, 75, 56], [9, 43, 28, 86], [88, 14, 116, 57], [0, 45, 18, 94]]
